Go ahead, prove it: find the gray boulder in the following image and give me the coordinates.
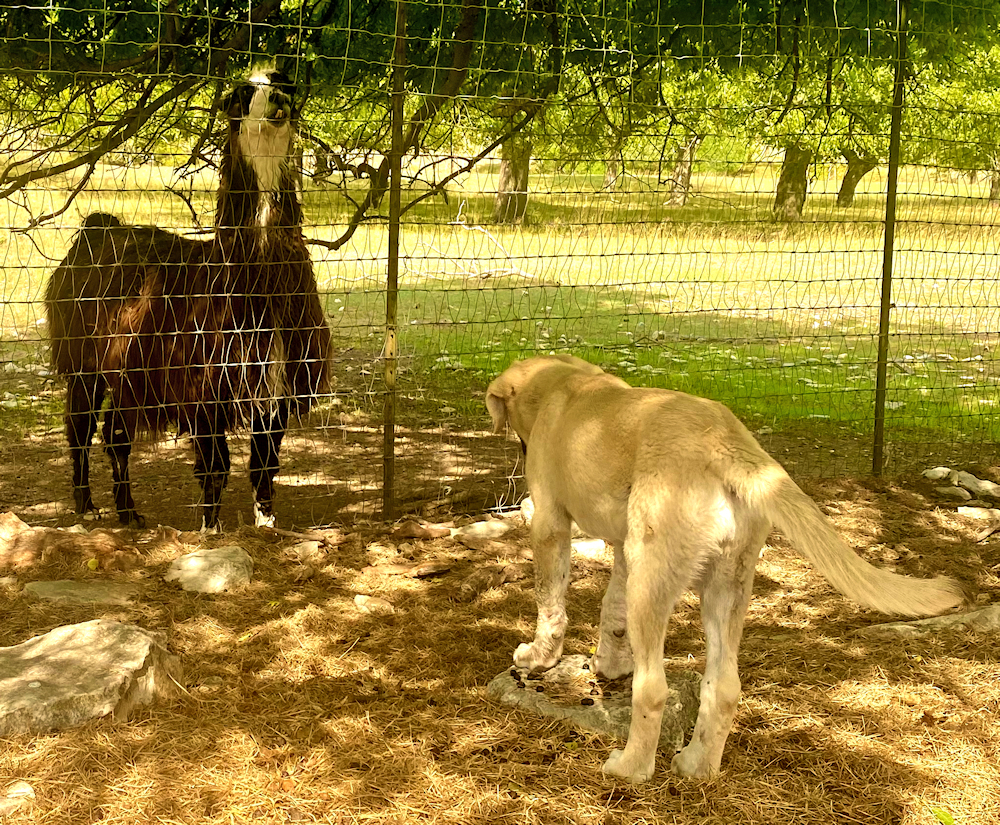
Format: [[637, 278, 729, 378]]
[[24, 580, 140, 605], [487, 654, 700, 753], [0, 619, 182, 735]]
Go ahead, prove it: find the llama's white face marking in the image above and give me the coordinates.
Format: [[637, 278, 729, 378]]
[[238, 75, 293, 193]]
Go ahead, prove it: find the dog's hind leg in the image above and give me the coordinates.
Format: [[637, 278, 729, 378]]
[[671, 516, 769, 779], [515, 493, 573, 673], [601, 523, 693, 784], [593, 542, 634, 680]]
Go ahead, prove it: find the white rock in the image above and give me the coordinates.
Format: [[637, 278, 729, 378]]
[[451, 520, 512, 541], [957, 507, 1000, 521], [164, 546, 252, 593], [922, 466, 956, 482], [520, 496, 535, 524], [0, 781, 35, 816], [0, 619, 181, 735], [354, 594, 395, 614]]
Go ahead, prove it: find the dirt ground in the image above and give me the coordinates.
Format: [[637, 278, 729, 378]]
[[2, 358, 1000, 823], [3, 419, 1000, 825]]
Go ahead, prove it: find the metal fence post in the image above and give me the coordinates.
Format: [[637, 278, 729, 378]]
[[383, 0, 406, 519], [873, 0, 909, 476]]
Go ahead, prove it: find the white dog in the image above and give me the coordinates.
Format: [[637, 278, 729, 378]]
[[486, 355, 965, 783]]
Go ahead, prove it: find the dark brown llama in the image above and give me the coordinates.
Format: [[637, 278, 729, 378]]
[[45, 70, 332, 530]]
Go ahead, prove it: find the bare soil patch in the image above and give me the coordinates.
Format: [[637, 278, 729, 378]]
[[1, 465, 999, 824]]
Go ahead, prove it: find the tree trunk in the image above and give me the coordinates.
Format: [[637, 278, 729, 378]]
[[836, 147, 878, 207], [666, 135, 702, 207], [603, 156, 622, 190], [772, 146, 812, 221], [313, 147, 331, 181], [494, 136, 532, 224], [990, 161, 1000, 202]]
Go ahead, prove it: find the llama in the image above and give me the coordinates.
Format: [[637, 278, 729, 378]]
[[45, 70, 332, 530]]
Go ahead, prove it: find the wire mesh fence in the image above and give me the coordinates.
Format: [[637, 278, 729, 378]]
[[1, 0, 999, 529]]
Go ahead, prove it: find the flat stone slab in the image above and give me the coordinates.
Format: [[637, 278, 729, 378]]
[[487, 654, 700, 753], [0, 619, 182, 735], [24, 580, 140, 605], [858, 604, 1000, 638], [165, 545, 252, 593]]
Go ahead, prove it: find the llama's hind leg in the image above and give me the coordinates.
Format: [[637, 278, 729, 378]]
[[102, 404, 144, 527], [192, 420, 231, 532], [66, 372, 106, 516], [249, 400, 288, 528]]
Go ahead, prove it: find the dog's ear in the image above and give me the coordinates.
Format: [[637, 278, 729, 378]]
[[485, 387, 509, 433]]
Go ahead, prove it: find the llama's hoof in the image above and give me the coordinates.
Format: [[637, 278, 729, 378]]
[[118, 511, 146, 528], [253, 503, 275, 529]]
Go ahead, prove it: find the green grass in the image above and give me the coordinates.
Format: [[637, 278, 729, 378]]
[[5, 157, 1000, 473]]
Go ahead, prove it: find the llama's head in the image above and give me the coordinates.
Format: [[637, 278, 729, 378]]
[[221, 69, 298, 193]]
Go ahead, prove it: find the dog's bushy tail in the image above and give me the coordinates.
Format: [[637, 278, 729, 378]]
[[729, 455, 966, 618]]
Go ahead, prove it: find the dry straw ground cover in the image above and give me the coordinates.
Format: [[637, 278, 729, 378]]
[[1, 474, 999, 825]]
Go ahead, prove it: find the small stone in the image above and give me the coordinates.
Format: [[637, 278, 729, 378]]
[[165, 546, 253, 593], [354, 594, 395, 615], [0, 781, 35, 817]]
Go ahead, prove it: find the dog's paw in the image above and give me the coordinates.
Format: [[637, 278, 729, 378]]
[[592, 648, 634, 681], [602, 748, 655, 784], [670, 746, 719, 780], [513, 642, 560, 673]]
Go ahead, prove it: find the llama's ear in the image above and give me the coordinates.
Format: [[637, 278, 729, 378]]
[[218, 84, 250, 120], [485, 387, 509, 433]]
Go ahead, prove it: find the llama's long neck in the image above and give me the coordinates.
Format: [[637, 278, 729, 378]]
[[216, 140, 304, 270]]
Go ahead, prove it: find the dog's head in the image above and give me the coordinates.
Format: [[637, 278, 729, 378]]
[[486, 355, 605, 443]]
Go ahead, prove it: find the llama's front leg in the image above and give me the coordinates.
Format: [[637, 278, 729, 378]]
[[515, 494, 573, 673], [102, 405, 144, 527], [66, 373, 106, 516], [192, 424, 231, 532], [249, 400, 288, 528]]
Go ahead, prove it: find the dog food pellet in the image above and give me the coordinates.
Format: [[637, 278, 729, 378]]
[[516, 681, 526, 689], [581, 697, 595, 706], [535, 685, 544, 693], [581, 663, 590, 671], [509, 668, 519, 679]]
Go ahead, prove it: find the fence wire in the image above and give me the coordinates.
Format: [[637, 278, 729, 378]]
[[1, 0, 999, 529]]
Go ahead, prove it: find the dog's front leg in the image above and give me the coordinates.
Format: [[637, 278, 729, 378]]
[[515, 500, 572, 673], [593, 542, 634, 679]]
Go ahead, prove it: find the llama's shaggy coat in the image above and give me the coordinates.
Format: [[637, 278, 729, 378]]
[[46, 70, 331, 529]]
